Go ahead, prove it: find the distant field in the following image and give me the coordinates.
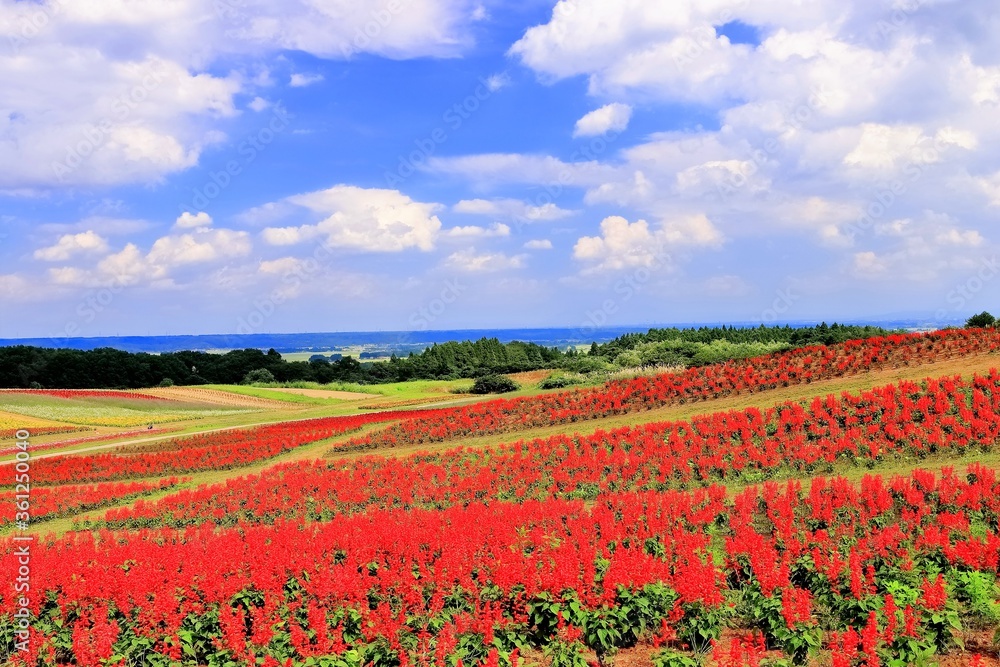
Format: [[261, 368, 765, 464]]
[[201, 384, 378, 405], [279, 348, 383, 363], [0, 393, 252, 428]]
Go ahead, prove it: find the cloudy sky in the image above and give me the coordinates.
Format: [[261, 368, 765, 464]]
[[2, 0, 1000, 339]]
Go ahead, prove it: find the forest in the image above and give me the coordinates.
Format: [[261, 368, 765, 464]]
[[0, 323, 895, 389]]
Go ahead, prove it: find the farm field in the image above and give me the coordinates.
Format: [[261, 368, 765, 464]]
[[0, 390, 255, 428], [4, 329, 1000, 665]]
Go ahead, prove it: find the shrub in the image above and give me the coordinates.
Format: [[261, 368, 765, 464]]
[[966, 311, 996, 328], [652, 649, 700, 667], [538, 375, 579, 390], [242, 368, 277, 385], [470, 374, 519, 394], [158, 378, 175, 387]]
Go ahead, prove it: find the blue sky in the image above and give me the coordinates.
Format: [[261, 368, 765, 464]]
[[2, 0, 1000, 338]]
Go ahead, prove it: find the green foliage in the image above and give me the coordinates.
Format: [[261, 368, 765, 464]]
[[542, 640, 589, 667], [652, 648, 701, 667], [538, 375, 581, 390], [676, 601, 728, 654], [951, 570, 1000, 629], [158, 377, 174, 387], [966, 311, 996, 328], [242, 368, 277, 385], [735, 587, 821, 665], [470, 374, 520, 394], [593, 323, 897, 363]]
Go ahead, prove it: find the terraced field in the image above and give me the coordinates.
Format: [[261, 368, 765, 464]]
[[5, 329, 1000, 666]]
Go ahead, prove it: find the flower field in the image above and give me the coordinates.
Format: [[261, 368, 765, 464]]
[[3, 468, 1000, 666], [0, 390, 260, 428], [342, 328, 1000, 452], [0, 408, 447, 485], [82, 371, 1000, 532], [0, 412, 84, 440], [3, 329, 1000, 665], [0, 390, 165, 401], [0, 478, 187, 527]]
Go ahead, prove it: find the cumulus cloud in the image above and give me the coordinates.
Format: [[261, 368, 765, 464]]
[[443, 248, 527, 272], [573, 214, 722, 273], [174, 212, 213, 229], [445, 223, 511, 238], [0, 0, 486, 190], [848, 211, 989, 282], [573, 103, 632, 137], [290, 73, 324, 87], [248, 96, 271, 112], [34, 231, 109, 261], [453, 197, 575, 222], [429, 154, 619, 188], [484, 72, 511, 92], [524, 239, 553, 250], [261, 185, 442, 252], [46, 227, 252, 288]]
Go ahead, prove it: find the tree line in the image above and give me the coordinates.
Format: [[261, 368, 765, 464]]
[[0, 323, 896, 389], [0, 339, 563, 389]]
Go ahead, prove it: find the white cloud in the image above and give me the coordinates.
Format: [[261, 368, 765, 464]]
[[174, 212, 213, 229], [47, 226, 252, 288], [443, 248, 527, 273], [261, 185, 442, 252], [249, 96, 271, 112], [484, 72, 510, 92], [453, 197, 575, 222], [290, 73, 324, 87], [0, 274, 44, 302], [573, 103, 632, 138], [147, 229, 251, 266], [974, 171, 1000, 206], [0, 51, 237, 189], [849, 211, 989, 282], [33, 231, 109, 261], [446, 223, 511, 238], [428, 154, 620, 188], [258, 257, 307, 275], [573, 216, 668, 273], [0, 0, 487, 190], [573, 214, 722, 273], [524, 239, 553, 250]]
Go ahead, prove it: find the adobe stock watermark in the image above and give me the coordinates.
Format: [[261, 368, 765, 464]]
[[934, 256, 1000, 323], [384, 76, 502, 188], [52, 63, 170, 181], [408, 280, 467, 331], [237, 238, 335, 335], [672, 1, 751, 71], [183, 105, 290, 213], [576, 249, 672, 337], [507, 126, 625, 237], [11, 429, 33, 653], [874, 0, 928, 39], [714, 88, 830, 204], [50, 274, 131, 342], [842, 134, 963, 243], [339, 0, 413, 58], [759, 286, 801, 323], [7, 0, 66, 54]]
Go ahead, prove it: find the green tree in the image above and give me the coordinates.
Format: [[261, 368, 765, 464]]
[[470, 374, 520, 394], [966, 311, 996, 328], [242, 368, 276, 385]]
